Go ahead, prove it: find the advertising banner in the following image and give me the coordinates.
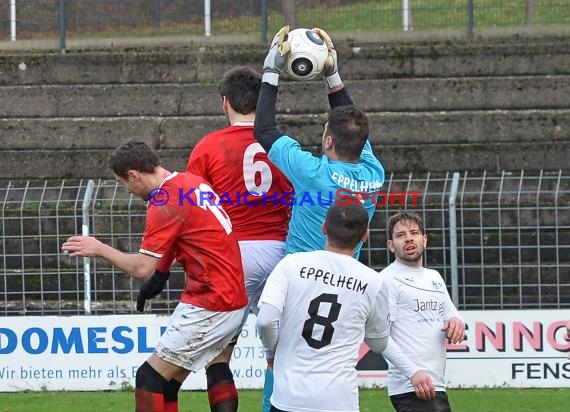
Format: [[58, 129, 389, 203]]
[[445, 310, 570, 388], [0, 310, 568, 391]]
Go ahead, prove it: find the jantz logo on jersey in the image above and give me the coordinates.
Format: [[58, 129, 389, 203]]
[[413, 298, 439, 313], [147, 187, 423, 208]]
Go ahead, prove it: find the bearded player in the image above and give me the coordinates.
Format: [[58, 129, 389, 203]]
[[380, 212, 465, 412]]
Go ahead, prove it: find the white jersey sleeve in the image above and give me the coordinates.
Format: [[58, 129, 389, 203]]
[[381, 336, 420, 379], [256, 303, 282, 358], [365, 282, 391, 340]]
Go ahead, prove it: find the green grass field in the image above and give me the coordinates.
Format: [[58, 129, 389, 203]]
[[64, 0, 570, 40], [2, 388, 569, 412]]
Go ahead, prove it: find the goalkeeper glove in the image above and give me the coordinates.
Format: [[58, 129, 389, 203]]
[[262, 25, 291, 86], [314, 27, 343, 90], [136, 269, 170, 312]]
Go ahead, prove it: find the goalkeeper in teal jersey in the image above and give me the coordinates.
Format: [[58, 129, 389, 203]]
[[254, 26, 386, 412], [254, 26, 385, 257]]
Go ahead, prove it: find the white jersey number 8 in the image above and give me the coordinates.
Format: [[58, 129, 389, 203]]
[[302, 293, 342, 349]]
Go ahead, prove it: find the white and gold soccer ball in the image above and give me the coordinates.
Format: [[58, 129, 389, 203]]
[[283, 28, 329, 81]]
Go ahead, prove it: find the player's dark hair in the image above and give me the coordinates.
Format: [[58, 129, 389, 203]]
[[387, 211, 425, 240], [326, 105, 369, 161], [108, 138, 160, 178], [218, 66, 261, 115], [325, 203, 369, 249]]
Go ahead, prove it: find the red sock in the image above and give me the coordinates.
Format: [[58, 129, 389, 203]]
[[135, 388, 165, 412], [208, 382, 238, 410], [164, 401, 178, 412]]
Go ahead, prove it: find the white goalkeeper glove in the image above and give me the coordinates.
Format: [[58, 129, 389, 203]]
[[314, 27, 343, 90], [262, 25, 291, 86]]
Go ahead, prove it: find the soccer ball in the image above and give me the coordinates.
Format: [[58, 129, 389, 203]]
[[283, 28, 329, 81]]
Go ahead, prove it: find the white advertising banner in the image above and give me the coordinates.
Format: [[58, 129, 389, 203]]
[[0, 310, 568, 392], [445, 310, 570, 388], [0, 314, 265, 392]]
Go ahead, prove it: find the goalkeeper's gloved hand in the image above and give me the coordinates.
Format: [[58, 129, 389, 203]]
[[136, 269, 170, 312], [313, 27, 343, 90], [262, 25, 291, 86]]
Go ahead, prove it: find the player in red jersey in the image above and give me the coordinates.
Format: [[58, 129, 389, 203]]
[[139, 66, 292, 383], [187, 66, 291, 244], [63, 138, 247, 412], [186, 66, 292, 330]]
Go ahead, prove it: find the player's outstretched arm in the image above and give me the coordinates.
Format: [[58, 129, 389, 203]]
[[254, 83, 282, 153], [314, 28, 343, 92], [314, 27, 353, 108], [254, 26, 290, 152], [62, 235, 157, 281], [261, 25, 290, 86]]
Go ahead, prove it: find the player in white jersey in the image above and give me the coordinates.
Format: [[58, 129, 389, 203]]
[[380, 212, 465, 412], [257, 203, 390, 412]]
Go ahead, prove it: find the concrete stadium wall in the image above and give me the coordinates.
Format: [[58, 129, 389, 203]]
[[0, 35, 569, 179]]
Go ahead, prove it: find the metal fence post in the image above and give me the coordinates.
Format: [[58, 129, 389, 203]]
[[204, 0, 211, 36], [467, 0, 474, 40], [402, 0, 411, 32], [82, 180, 95, 314], [10, 0, 16, 41], [59, 0, 66, 51], [152, 0, 161, 27], [449, 172, 460, 307], [260, 0, 268, 43]]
